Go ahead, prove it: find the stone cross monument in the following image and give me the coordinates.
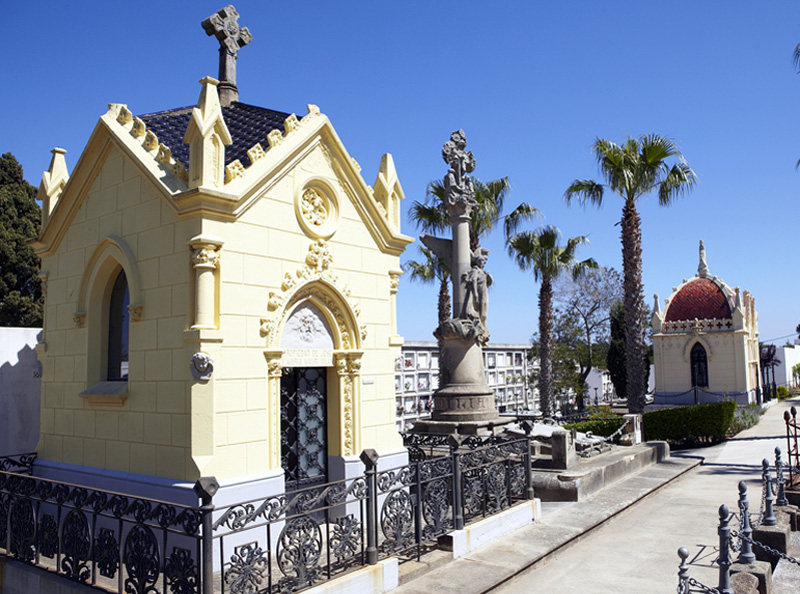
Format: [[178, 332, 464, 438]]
[[202, 5, 252, 106], [413, 131, 505, 435]]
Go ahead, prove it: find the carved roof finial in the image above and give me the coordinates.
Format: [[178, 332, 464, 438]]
[[698, 239, 709, 278], [202, 5, 252, 106]]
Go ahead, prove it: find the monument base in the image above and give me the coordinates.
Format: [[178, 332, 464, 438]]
[[411, 416, 513, 436]]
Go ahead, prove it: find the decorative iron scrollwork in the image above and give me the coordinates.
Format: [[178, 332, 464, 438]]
[[224, 542, 268, 594], [165, 546, 198, 594], [95, 528, 119, 579], [421, 478, 451, 537], [37, 513, 58, 559], [278, 516, 323, 588], [123, 524, 160, 593], [9, 498, 35, 561], [60, 509, 91, 582], [462, 468, 485, 521], [330, 514, 362, 562], [485, 463, 508, 514], [380, 490, 414, 553]]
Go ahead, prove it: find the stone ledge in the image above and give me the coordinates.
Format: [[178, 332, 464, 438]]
[[532, 441, 669, 502], [79, 381, 128, 406]]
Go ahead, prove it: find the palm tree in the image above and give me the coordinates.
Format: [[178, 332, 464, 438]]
[[564, 135, 696, 414], [404, 247, 451, 385], [505, 224, 596, 417], [404, 246, 451, 328]]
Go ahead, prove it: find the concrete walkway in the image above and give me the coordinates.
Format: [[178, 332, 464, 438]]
[[393, 397, 797, 594]]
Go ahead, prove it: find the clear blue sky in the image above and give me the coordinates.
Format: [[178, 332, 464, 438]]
[[5, 1, 800, 345]]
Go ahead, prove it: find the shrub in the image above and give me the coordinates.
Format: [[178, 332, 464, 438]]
[[729, 403, 764, 435], [777, 386, 789, 401], [564, 418, 625, 437], [586, 406, 617, 420], [643, 401, 736, 447]]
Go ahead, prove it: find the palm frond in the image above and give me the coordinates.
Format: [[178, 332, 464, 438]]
[[504, 202, 542, 238], [564, 179, 604, 207], [657, 161, 697, 206], [794, 42, 800, 72]]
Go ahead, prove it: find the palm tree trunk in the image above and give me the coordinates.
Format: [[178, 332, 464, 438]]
[[621, 201, 646, 414], [538, 274, 554, 417], [437, 278, 451, 387]]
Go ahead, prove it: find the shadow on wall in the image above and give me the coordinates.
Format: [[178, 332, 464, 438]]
[[0, 328, 42, 456]]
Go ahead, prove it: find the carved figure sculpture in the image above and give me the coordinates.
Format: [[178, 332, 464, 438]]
[[462, 247, 492, 328], [190, 352, 214, 380], [441, 130, 476, 211]]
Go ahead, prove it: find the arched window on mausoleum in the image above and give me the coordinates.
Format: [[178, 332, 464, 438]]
[[107, 270, 129, 381], [690, 342, 708, 388]]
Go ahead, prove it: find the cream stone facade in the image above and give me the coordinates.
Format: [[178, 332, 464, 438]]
[[650, 242, 760, 406], [31, 77, 412, 497]]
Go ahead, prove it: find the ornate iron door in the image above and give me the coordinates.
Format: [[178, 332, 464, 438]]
[[281, 368, 328, 491]]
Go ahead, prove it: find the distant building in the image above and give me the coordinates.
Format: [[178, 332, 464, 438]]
[[651, 241, 759, 406], [396, 341, 532, 430]]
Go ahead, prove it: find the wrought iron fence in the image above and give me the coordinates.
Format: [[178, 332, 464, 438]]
[[1, 435, 534, 594], [0, 470, 203, 593]]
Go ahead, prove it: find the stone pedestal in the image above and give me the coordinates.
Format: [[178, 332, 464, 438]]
[[412, 329, 510, 435], [551, 429, 577, 470], [730, 561, 771, 594]]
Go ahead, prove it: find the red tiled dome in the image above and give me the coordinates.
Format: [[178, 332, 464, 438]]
[[664, 278, 732, 322]]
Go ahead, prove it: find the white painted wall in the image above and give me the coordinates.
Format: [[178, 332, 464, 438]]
[[0, 327, 42, 456], [774, 344, 800, 389]]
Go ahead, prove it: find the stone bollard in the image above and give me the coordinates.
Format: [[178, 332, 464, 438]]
[[551, 429, 577, 470], [775, 447, 789, 506], [762, 459, 777, 526], [619, 414, 642, 446]]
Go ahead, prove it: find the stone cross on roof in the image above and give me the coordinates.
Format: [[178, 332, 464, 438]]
[[202, 5, 253, 105]]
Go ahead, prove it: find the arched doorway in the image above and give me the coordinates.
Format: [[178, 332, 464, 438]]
[[279, 302, 335, 491]]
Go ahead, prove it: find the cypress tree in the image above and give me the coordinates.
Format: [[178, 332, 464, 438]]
[[0, 153, 43, 327]]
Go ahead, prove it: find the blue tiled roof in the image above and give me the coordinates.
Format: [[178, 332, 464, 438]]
[[137, 102, 297, 169]]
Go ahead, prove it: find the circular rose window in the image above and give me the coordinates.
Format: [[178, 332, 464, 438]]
[[296, 181, 339, 239]]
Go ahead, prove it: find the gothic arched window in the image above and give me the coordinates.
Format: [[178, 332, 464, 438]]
[[690, 343, 708, 388], [107, 270, 129, 381]]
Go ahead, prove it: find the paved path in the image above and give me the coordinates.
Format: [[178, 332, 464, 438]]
[[492, 398, 796, 593]]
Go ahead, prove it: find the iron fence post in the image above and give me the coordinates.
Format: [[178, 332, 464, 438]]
[[522, 421, 535, 500], [762, 458, 777, 526], [775, 447, 788, 506], [448, 435, 466, 531], [193, 477, 219, 594], [785, 410, 794, 485], [677, 547, 691, 594], [360, 449, 380, 565], [717, 504, 733, 594], [737, 481, 755, 564]]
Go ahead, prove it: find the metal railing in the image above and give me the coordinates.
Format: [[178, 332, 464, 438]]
[[785, 406, 800, 487], [676, 451, 799, 594], [0, 470, 202, 593], [1, 435, 534, 594], [0, 453, 36, 475]]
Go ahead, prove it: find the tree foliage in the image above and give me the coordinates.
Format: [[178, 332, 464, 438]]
[[553, 266, 623, 388], [0, 153, 42, 327], [607, 300, 651, 401]]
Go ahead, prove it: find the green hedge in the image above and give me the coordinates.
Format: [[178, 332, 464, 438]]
[[564, 418, 625, 437], [643, 401, 737, 446]]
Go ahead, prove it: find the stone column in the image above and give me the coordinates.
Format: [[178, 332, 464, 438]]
[[264, 350, 283, 469], [451, 208, 471, 319], [334, 351, 363, 456], [189, 237, 223, 330], [389, 270, 401, 340]]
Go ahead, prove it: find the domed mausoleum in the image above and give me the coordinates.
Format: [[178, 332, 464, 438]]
[[651, 241, 760, 405]]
